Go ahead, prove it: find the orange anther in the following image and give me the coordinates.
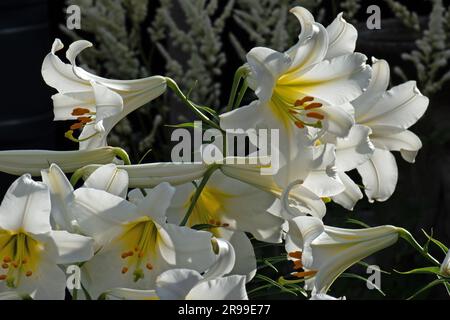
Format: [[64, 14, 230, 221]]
[[293, 260, 303, 270], [22, 258, 28, 264], [295, 96, 314, 106], [222, 223, 230, 227], [121, 267, 129, 274], [293, 270, 317, 278], [294, 121, 305, 129], [3, 257, 11, 263], [72, 108, 90, 116], [25, 271, 33, 277], [146, 263, 153, 270], [11, 262, 18, 268], [306, 112, 325, 120], [288, 251, 302, 259], [77, 117, 93, 124], [1, 263, 8, 269], [0, 275, 7, 281], [70, 122, 84, 130], [288, 109, 299, 114], [121, 252, 129, 259], [138, 251, 144, 258], [304, 103, 323, 110]]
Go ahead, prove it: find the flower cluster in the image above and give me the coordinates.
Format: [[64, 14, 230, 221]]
[[0, 7, 447, 300]]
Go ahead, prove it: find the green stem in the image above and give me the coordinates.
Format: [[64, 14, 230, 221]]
[[112, 147, 132, 165], [227, 66, 249, 112], [247, 284, 272, 296], [165, 77, 220, 130], [399, 228, 440, 266], [234, 79, 248, 109], [180, 165, 220, 226], [70, 168, 85, 187]]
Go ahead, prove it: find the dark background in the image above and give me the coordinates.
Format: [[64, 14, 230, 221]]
[[0, 0, 449, 299]]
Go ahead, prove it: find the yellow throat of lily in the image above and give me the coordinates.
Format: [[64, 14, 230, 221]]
[[270, 91, 325, 131], [185, 186, 233, 237], [0, 230, 44, 288], [117, 217, 159, 282]]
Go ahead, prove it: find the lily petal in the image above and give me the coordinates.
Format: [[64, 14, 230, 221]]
[[287, 8, 328, 71], [246, 47, 291, 102], [353, 58, 390, 119], [331, 172, 363, 211], [186, 275, 248, 300], [0, 175, 51, 234], [335, 124, 375, 172], [83, 164, 129, 198], [41, 164, 74, 230], [325, 13, 357, 59], [156, 269, 203, 300], [357, 148, 398, 202], [371, 130, 422, 163], [48, 230, 94, 265], [279, 53, 372, 106], [357, 81, 429, 132]]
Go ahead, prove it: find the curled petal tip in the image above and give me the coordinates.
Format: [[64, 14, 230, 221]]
[[51, 38, 64, 54]]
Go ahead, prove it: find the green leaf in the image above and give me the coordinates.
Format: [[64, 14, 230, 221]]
[[394, 266, 445, 277], [195, 104, 218, 117], [340, 272, 386, 296], [284, 283, 308, 297], [421, 229, 449, 254], [346, 218, 371, 229], [357, 261, 391, 275], [255, 274, 297, 296], [262, 260, 279, 273], [407, 278, 450, 300], [165, 122, 200, 129]]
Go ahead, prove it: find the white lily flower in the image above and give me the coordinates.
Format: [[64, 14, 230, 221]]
[[0, 147, 120, 176], [221, 7, 370, 170], [352, 58, 429, 202], [129, 171, 270, 281], [100, 238, 245, 300], [68, 182, 216, 299], [160, 171, 285, 243], [441, 250, 450, 277], [42, 39, 167, 149], [285, 216, 399, 294], [0, 175, 94, 299], [41, 163, 129, 231]]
